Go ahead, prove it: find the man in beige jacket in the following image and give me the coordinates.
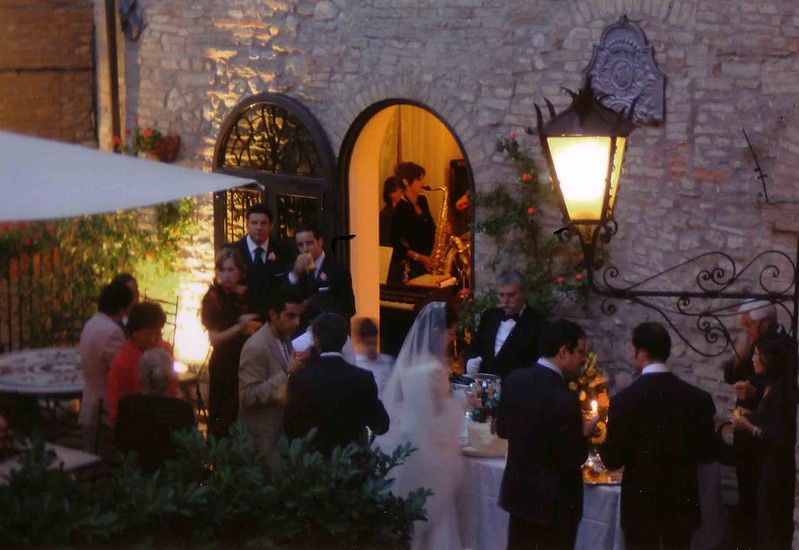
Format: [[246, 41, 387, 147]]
[[79, 279, 134, 455], [238, 287, 305, 470]]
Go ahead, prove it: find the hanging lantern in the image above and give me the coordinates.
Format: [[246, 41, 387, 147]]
[[535, 83, 635, 250]]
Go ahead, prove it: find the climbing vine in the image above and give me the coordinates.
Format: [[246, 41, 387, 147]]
[[0, 200, 196, 348], [461, 133, 590, 334]]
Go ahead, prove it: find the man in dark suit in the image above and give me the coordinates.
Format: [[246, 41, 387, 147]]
[[601, 322, 718, 550], [497, 319, 593, 549], [288, 224, 356, 332], [227, 204, 291, 315], [283, 313, 389, 455], [464, 270, 546, 380]]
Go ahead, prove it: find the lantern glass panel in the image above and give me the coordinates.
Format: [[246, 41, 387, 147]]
[[607, 136, 626, 217], [547, 135, 611, 221]]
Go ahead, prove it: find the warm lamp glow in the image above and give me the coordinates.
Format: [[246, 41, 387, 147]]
[[174, 307, 210, 365], [548, 136, 612, 221], [173, 361, 188, 374], [591, 399, 598, 415]]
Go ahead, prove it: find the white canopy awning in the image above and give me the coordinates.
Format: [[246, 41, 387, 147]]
[[0, 130, 255, 221]]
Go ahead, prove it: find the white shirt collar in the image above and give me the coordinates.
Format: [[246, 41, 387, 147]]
[[641, 362, 670, 375], [537, 357, 564, 379], [246, 234, 269, 255], [500, 304, 526, 323], [320, 352, 344, 358]]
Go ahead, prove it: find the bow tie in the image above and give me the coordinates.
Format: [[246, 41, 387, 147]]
[[502, 313, 520, 322]]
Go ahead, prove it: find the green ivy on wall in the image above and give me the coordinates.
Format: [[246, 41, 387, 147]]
[[0, 199, 196, 347]]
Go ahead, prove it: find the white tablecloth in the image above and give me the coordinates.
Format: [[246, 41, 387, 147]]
[[456, 456, 724, 550]]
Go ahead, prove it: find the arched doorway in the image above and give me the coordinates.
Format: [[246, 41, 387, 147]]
[[339, 101, 474, 355], [213, 93, 337, 250]]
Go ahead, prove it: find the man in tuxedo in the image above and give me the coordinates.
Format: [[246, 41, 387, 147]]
[[228, 204, 290, 315], [601, 322, 718, 550], [239, 287, 305, 471], [497, 319, 593, 550], [464, 270, 546, 379], [288, 224, 356, 332], [284, 313, 389, 455]]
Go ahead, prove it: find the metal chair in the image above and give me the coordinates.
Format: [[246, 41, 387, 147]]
[[142, 292, 180, 347]]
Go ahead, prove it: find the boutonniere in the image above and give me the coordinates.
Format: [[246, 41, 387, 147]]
[[267, 251, 276, 261], [318, 272, 328, 281]]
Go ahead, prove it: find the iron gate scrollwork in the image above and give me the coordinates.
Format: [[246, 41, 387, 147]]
[[213, 93, 337, 252], [219, 103, 322, 176], [582, 242, 799, 359]]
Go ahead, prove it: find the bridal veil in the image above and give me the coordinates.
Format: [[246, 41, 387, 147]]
[[379, 301, 464, 549]]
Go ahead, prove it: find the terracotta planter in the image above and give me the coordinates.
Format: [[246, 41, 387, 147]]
[[154, 135, 181, 162], [135, 135, 180, 163]]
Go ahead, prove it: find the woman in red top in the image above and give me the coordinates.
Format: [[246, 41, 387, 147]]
[[108, 301, 177, 424]]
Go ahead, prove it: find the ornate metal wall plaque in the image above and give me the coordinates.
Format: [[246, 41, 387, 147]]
[[583, 16, 665, 126]]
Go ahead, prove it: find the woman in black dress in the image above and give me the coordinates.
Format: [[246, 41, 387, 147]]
[[389, 162, 436, 283], [201, 248, 259, 439], [732, 331, 797, 549]]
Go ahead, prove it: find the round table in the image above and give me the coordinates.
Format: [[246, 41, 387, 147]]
[[0, 346, 82, 397]]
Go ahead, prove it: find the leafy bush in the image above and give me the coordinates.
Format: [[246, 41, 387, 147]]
[[0, 439, 109, 545], [0, 424, 429, 549]]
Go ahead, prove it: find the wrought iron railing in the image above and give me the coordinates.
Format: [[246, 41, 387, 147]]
[[578, 238, 799, 358], [0, 249, 90, 352]]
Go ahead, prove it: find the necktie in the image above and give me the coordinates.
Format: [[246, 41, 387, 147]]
[[502, 312, 520, 322], [253, 246, 265, 267]]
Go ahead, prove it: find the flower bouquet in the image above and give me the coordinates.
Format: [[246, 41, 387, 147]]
[[568, 352, 609, 445], [569, 353, 621, 483]]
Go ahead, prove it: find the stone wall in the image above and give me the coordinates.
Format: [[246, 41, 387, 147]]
[[0, 0, 95, 143], [128, 0, 799, 527], [130, 0, 799, 387]]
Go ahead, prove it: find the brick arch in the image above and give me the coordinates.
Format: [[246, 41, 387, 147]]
[[326, 74, 483, 173], [571, 0, 696, 27]]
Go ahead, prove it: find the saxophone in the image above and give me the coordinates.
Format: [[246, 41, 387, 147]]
[[423, 185, 452, 275]]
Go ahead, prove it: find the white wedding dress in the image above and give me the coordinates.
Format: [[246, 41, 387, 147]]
[[379, 302, 465, 550]]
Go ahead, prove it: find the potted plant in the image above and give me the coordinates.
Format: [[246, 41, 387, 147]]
[[113, 126, 180, 162]]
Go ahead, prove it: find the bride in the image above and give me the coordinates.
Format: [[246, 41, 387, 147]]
[[379, 301, 466, 550]]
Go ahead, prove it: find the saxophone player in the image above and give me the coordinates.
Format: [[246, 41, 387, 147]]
[[388, 161, 437, 283]]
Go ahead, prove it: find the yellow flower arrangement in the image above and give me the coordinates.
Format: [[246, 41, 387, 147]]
[[568, 352, 609, 409]]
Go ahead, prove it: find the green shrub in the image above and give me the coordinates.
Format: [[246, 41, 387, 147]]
[[0, 439, 108, 545], [0, 424, 429, 549]]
